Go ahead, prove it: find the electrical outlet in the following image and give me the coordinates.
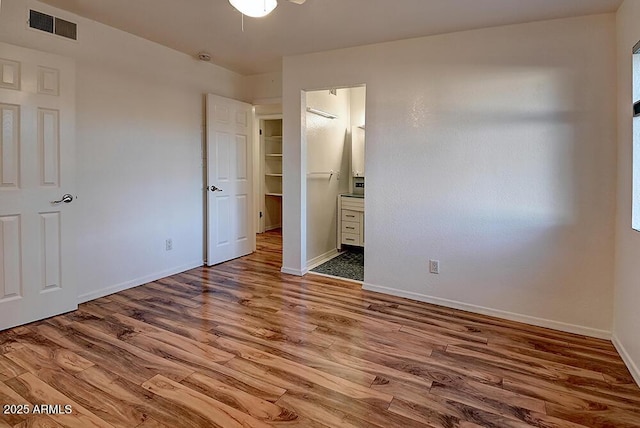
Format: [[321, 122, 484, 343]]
[[429, 259, 440, 274], [165, 239, 173, 251]]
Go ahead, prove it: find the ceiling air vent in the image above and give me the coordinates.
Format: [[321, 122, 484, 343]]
[[29, 9, 77, 41], [29, 10, 54, 33], [54, 17, 77, 40]]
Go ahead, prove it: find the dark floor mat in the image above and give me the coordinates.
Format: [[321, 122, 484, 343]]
[[311, 248, 364, 281]]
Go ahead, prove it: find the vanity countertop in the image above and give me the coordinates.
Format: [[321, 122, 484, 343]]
[[341, 193, 364, 199]]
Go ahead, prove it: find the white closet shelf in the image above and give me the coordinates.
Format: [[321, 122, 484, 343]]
[[265, 173, 283, 177], [266, 154, 283, 158], [265, 193, 283, 197]]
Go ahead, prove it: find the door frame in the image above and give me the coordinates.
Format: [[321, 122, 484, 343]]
[[254, 113, 283, 235]]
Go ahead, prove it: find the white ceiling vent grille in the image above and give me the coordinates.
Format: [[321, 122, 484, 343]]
[[29, 10, 77, 41]]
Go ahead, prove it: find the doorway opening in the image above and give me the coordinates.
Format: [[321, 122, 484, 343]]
[[259, 116, 283, 234], [254, 103, 284, 263], [304, 86, 366, 283]]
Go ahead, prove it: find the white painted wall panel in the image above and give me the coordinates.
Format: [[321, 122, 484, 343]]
[[305, 88, 350, 263], [284, 14, 617, 336], [614, 0, 640, 385]]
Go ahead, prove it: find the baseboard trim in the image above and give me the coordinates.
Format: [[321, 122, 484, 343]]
[[362, 283, 612, 340], [306, 270, 363, 284], [281, 266, 307, 276], [612, 334, 640, 387], [77, 260, 204, 304], [306, 249, 340, 271]]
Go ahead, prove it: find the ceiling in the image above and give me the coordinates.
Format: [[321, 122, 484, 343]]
[[39, 0, 623, 75]]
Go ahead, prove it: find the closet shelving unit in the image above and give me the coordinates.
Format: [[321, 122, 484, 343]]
[[261, 118, 283, 231]]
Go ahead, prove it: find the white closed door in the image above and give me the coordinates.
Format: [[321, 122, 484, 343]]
[[0, 42, 77, 331], [206, 94, 254, 266]]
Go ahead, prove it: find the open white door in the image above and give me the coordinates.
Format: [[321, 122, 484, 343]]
[[0, 43, 77, 331], [206, 94, 254, 266]]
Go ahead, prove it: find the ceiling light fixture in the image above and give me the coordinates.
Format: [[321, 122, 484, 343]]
[[229, 0, 277, 18]]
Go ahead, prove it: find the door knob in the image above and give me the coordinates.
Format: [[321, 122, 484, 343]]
[[51, 194, 73, 204], [209, 185, 223, 192]]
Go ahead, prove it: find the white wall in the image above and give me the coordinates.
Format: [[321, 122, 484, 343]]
[[246, 72, 283, 104], [613, 0, 640, 385], [306, 89, 350, 265], [283, 14, 617, 337], [350, 87, 366, 128], [0, 0, 246, 301]]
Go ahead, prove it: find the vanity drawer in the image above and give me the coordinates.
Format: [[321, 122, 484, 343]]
[[341, 197, 364, 212], [341, 233, 360, 246], [341, 221, 359, 233], [341, 210, 360, 222]]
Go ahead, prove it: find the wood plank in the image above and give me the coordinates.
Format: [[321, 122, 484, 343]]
[[275, 299, 403, 334], [180, 372, 299, 424], [430, 379, 546, 414], [5, 373, 113, 428], [5, 344, 94, 375], [74, 366, 221, 428], [274, 393, 367, 428], [216, 336, 392, 407], [389, 395, 530, 428], [141, 375, 271, 428], [427, 380, 583, 427], [92, 298, 220, 343], [105, 314, 233, 363], [65, 322, 194, 383], [0, 380, 32, 427], [11, 415, 64, 428], [225, 357, 428, 428], [446, 344, 606, 382], [189, 300, 320, 334], [502, 377, 640, 414], [20, 368, 145, 428], [327, 340, 501, 387], [134, 417, 170, 428], [546, 401, 640, 428], [210, 324, 379, 387], [0, 354, 26, 381], [0, 329, 26, 354], [0, 230, 635, 428]]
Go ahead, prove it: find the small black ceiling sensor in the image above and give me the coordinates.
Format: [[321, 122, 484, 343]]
[[634, 100, 640, 118]]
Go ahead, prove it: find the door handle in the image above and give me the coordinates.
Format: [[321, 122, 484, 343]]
[[209, 185, 223, 192], [51, 194, 73, 204]]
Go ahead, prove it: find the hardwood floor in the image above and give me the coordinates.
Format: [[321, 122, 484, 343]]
[[1, 229, 639, 428]]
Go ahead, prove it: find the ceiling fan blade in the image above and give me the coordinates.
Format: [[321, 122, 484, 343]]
[[287, 0, 307, 4]]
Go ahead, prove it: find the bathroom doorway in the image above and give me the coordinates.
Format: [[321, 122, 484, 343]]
[[305, 86, 366, 283]]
